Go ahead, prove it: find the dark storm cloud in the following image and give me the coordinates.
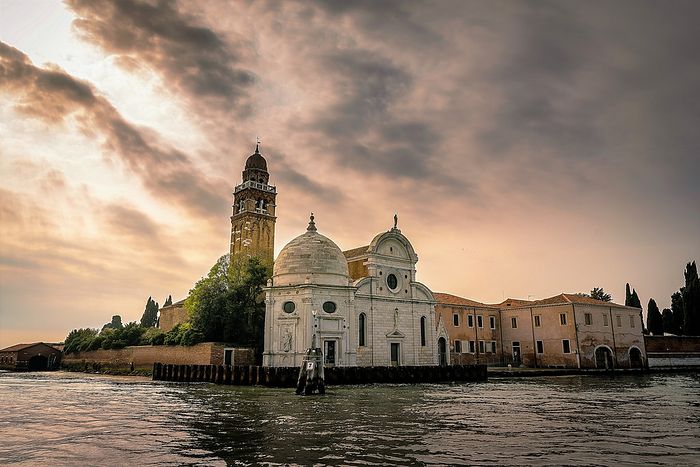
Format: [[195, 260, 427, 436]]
[[66, 0, 254, 113], [307, 49, 440, 180], [0, 41, 228, 218], [272, 155, 343, 203]]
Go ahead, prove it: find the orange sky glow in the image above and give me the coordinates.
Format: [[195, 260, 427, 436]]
[[1, 0, 699, 348]]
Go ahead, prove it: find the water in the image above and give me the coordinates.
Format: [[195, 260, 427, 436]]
[[1, 371, 699, 466]]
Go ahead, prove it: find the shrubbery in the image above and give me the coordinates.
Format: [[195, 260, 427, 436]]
[[64, 321, 168, 353]]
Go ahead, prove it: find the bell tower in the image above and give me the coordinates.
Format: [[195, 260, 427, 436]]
[[230, 143, 277, 275]]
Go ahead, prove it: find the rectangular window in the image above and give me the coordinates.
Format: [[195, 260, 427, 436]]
[[468, 340, 475, 353], [536, 340, 544, 354], [562, 339, 571, 354], [479, 340, 485, 353], [616, 315, 622, 327], [453, 313, 459, 327], [603, 314, 609, 327], [477, 315, 484, 328], [455, 340, 462, 353], [511, 317, 518, 329], [534, 315, 541, 327], [630, 315, 636, 328], [489, 316, 496, 329], [560, 313, 567, 325], [490, 341, 497, 353], [467, 314, 474, 328], [584, 313, 592, 325]]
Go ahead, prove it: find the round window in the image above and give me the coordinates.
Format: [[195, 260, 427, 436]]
[[323, 301, 337, 313], [283, 301, 296, 313], [387, 273, 398, 290]]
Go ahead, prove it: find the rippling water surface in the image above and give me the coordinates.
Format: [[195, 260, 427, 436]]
[[1, 371, 699, 465]]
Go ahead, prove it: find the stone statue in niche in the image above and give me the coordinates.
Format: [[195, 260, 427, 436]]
[[282, 328, 293, 352], [394, 308, 399, 329]]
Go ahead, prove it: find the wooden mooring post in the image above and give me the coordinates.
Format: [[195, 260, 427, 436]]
[[153, 364, 487, 386]]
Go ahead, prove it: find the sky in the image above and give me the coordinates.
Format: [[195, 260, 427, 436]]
[[1, 0, 699, 348]]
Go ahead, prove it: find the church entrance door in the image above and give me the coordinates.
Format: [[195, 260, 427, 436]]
[[324, 340, 336, 366], [390, 343, 400, 366]]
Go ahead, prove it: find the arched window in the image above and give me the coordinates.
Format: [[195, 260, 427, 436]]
[[359, 313, 366, 347], [420, 316, 426, 347]]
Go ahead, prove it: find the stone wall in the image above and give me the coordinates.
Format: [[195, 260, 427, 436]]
[[645, 336, 700, 368], [62, 343, 254, 370]]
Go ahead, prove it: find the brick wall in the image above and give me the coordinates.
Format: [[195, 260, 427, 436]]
[[645, 336, 700, 353], [62, 343, 253, 370]]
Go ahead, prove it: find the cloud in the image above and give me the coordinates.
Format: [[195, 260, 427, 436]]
[[0, 41, 228, 219], [66, 0, 254, 114]]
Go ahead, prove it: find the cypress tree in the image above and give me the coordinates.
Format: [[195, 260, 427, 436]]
[[140, 297, 158, 328], [682, 261, 700, 335], [662, 308, 674, 334], [625, 283, 632, 306], [646, 298, 663, 335], [671, 291, 684, 335], [629, 288, 644, 331], [164, 295, 173, 307]]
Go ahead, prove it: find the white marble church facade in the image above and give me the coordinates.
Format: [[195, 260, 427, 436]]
[[262, 215, 438, 368]]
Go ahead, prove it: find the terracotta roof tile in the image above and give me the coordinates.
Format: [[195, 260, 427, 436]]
[[434, 292, 499, 309], [0, 342, 51, 352]]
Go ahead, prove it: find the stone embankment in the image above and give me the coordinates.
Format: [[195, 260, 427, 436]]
[[152, 363, 487, 386]]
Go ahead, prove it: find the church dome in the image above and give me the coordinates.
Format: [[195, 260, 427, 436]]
[[273, 214, 350, 287], [245, 143, 267, 171]]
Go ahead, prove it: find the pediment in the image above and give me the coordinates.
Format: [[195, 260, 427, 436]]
[[385, 329, 406, 338]]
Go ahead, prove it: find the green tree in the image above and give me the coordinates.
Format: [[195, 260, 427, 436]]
[[185, 254, 269, 359], [64, 328, 99, 354], [140, 297, 159, 328], [646, 298, 663, 335], [682, 261, 700, 335], [590, 287, 612, 302], [662, 308, 674, 334], [140, 327, 166, 345], [102, 315, 123, 331], [163, 295, 173, 307], [671, 291, 684, 335]]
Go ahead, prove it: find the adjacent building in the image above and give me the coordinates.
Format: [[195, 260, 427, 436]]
[[437, 292, 647, 369], [0, 342, 62, 371]]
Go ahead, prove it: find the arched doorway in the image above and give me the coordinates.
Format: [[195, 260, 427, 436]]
[[438, 338, 447, 366], [629, 347, 643, 368], [595, 346, 614, 370], [28, 355, 48, 371]]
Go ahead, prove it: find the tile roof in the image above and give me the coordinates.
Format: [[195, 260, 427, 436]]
[[343, 245, 370, 259], [434, 292, 499, 309], [494, 298, 535, 308], [506, 293, 629, 309], [0, 342, 54, 352], [161, 298, 186, 309]]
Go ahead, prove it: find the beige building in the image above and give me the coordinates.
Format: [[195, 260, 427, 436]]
[[437, 292, 646, 369], [434, 293, 501, 366]]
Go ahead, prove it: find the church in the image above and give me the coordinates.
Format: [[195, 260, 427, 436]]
[[228, 145, 440, 368]]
